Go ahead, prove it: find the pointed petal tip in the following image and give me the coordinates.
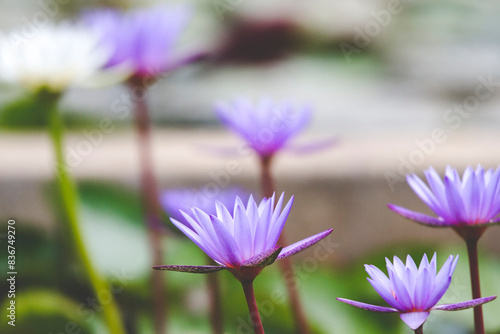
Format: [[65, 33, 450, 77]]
[[337, 298, 398, 313], [433, 296, 496, 311], [388, 204, 450, 227], [277, 228, 333, 260]]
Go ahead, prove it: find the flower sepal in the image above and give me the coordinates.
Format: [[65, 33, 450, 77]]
[[153, 264, 224, 274]]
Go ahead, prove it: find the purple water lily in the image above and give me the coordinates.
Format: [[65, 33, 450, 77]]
[[154, 193, 332, 278], [215, 98, 313, 158], [388, 165, 500, 333], [337, 254, 495, 332], [388, 165, 500, 228], [86, 5, 193, 77], [160, 187, 250, 334]]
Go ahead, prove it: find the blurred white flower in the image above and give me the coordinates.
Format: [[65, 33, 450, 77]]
[[0, 23, 125, 92]]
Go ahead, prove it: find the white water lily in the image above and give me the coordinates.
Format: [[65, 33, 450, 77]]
[[0, 23, 122, 92]]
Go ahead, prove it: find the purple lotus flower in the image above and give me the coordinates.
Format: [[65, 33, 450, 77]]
[[160, 186, 250, 223], [337, 254, 495, 331], [154, 193, 332, 281], [389, 166, 500, 227], [86, 5, 192, 77], [215, 98, 312, 158]]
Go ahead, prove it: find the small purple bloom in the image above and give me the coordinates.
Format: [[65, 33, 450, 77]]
[[389, 166, 500, 227], [160, 186, 250, 223], [154, 193, 333, 281], [337, 254, 495, 330], [86, 5, 191, 77], [215, 98, 312, 158]]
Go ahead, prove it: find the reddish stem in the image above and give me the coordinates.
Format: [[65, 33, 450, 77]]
[[260, 155, 275, 199], [454, 227, 486, 334], [259, 155, 310, 334], [466, 237, 484, 334], [241, 280, 265, 334], [414, 325, 424, 334], [129, 78, 167, 334]]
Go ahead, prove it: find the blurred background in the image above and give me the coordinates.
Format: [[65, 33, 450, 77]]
[[1, 0, 500, 333]]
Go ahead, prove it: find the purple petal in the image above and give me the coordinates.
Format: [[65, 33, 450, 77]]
[[336, 298, 398, 313], [267, 195, 294, 247], [234, 203, 253, 259], [153, 264, 225, 274], [444, 176, 465, 222], [367, 277, 403, 310], [424, 255, 457, 309], [424, 167, 449, 215], [414, 267, 432, 309], [254, 194, 274, 252], [210, 215, 242, 267], [365, 265, 392, 292], [399, 312, 430, 330], [463, 170, 481, 221], [388, 204, 451, 227], [388, 263, 413, 310], [170, 217, 223, 265], [407, 174, 441, 214], [277, 229, 333, 260], [242, 246, 282, 268], [432, 296, 496, 311], [365, 265, 399, 309]]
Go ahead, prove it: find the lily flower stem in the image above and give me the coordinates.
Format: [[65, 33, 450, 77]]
[[206, 255, 224, 334], [414, 325, 424, 334], [465, 237, 484, 334], [129, 80, 167, 334], [259, 155, 310, 334], [241, 280, 265, 334], [49, 100, 125, 334]]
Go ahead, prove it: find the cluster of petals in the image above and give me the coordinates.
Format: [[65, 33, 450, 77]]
[[338, 254, 495, 330], [154, 193, 332, 276], [0, 23, 111, 92], [160, 187, 249, 223], [85, 5, 191, 77], [389, 165, 500, 227], [215, 98, 312, 157]]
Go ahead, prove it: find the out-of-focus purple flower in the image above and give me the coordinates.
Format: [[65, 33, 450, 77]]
[[215, 98, 312, 158], [86, 5, 192, 77], [337, 254, 495, 330], [160, 186, 250, 223], [154, 193, 332, 281], [389, 166, 500, 227]]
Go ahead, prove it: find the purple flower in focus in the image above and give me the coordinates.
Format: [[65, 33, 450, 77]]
[[86, 5, 192, 77], [389, 166, 500, 227], [215, 98, 312, 158], [337, 254, 495, 330], [154, 193, 332, 281], [160, 186, 250, 223]]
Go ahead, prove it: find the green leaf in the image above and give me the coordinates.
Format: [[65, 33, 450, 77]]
[[0, 289, 95, 334], [0, 89, 60, 129]]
